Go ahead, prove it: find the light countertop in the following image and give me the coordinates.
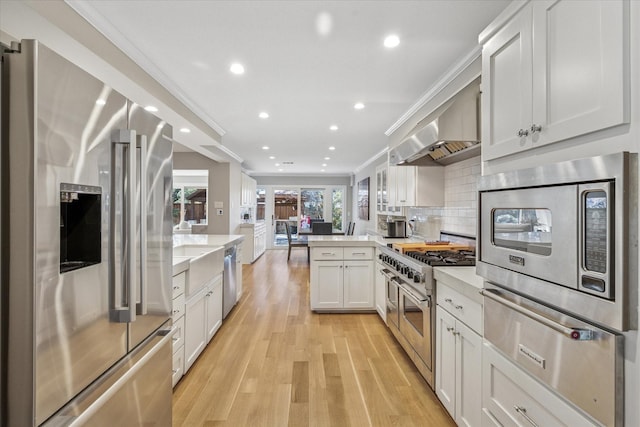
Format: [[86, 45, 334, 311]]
[[172, 256, 190, 276], [308, 234, 426, 247], [173, 233, 245, 249], [434, 266, 484, 304]]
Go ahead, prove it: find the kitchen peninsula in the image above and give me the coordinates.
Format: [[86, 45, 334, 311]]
[[308, 235, 413, 311]]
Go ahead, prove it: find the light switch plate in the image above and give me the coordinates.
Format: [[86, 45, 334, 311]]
[[216, 209, 223, 215]]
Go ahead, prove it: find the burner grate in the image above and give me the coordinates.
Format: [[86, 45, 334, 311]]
[[406, 250, 476, 267]]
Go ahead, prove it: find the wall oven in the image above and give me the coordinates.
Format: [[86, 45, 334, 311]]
[[477, 152, 637, 426], [478, 152, 638, 332]]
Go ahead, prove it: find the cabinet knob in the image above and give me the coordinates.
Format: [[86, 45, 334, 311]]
[[517, 129, 529, 137], [444, 298, 453, 303], [446, 326, 455, 332], [455, 305, 463, 310], [530, 124, 542, 133]]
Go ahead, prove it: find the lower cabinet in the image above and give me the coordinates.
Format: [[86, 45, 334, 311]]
[[184, 273, 223, 373], [171, 271, 186, 387], [374, 257, 387, 323], [482, 342, 599, 427], [310, 246, 374, 311], [240, 223, 266, 264], [435, 279, 483, 427], [436, 307, 482, 427]]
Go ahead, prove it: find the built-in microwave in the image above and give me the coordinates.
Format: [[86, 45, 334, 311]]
[[477, 152, 638, 332]]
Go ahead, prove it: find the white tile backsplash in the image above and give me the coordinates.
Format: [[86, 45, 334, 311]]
[[408, 156, 480, 237]]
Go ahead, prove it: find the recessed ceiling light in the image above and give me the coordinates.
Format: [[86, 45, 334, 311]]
[[95, 99, 106, 105], [144, 105, 158, 112], [384, 34, 400, 48], [330, 125, 338, 131], [278, 169, 284, 172], [275, 163, 280, 167], [320, 169, 325, 172], [329, 146, 336, 151], [269, 156, 275, 160], [259, 112, 269, 119], [230, 63, 245, 75], [322, 163, 327, 167], [262, 146, 270, 150], [354, 102, 365, 110], [324, 157, 330, 160], [180, 128, 191, 133]]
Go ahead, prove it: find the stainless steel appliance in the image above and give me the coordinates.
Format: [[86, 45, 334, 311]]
[[386, 219, 407, 238], [477, 153, 637, 427], [1, 40, 174, 426], [478, 152, 638, 332], [223, 246, 238, 318], [378, 232, 476, 388]]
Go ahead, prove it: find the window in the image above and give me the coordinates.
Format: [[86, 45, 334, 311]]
[[173, 170, 208, 226]]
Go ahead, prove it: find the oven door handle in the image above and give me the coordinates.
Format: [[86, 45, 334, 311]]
[[400, 284, 430, 308], [381, 269, 396, 280], [481, 289, 595, 341]]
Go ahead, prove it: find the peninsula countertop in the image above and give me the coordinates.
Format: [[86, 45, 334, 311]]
[[307, 234, 426, 247], [173, 233, 245, 249]]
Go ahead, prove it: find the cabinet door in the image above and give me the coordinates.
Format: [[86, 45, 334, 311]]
[[374, 261, 387, 322], [483, 342, 599, 427], [206, 275, 223, 342], [343, 261, 374, 309], [435, 307, 457, 419], [482, 4, 533, 160], [310, 261, 344, 309], [387, 166, 400, 213], [184, 287, 207, 372], [456, 322, 482, 427], [532, 0, 628, 148]]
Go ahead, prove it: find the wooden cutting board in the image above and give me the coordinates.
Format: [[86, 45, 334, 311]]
[[391, 242, 470, 254]]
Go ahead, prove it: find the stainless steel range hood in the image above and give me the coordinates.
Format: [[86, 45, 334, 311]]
[[389, 80, 480, 166]]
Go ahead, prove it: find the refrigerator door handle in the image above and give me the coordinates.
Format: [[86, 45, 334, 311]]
[[111, 129, 137, 323], [136, 134, 148, 315]]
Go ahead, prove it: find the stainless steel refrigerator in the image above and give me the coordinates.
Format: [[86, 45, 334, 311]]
[[1, 39, 174, 426]]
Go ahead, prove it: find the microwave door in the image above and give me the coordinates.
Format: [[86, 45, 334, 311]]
[[480, 185, 578, 290]]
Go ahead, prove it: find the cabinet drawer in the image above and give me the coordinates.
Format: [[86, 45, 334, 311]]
[[483, 342, 598, 427], [172, 272, 186, 299], [343, 247, 373, 260], [311, 247, 344, 261], [437, 283, 482, 334], [172, 345, 184, 388], [172, 315, 185, 351], [172, 293, 185, 321]]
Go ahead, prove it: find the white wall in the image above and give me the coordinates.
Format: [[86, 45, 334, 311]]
[[352, 153, 387, 236]]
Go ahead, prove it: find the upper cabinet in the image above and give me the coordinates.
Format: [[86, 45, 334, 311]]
[[377, 163, 444, 213], [480, 0, 629, 161], [240, 173, 257, 208]]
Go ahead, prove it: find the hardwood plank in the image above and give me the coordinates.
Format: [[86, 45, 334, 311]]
[[172, 249, 455, 426]]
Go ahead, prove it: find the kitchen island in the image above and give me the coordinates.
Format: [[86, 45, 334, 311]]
[[308, 235, 420, 311]]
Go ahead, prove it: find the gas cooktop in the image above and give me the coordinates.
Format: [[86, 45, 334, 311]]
[[405, 250, 476, 267]]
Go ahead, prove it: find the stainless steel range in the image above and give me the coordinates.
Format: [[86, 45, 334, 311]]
[[378, 232, 476, 389]]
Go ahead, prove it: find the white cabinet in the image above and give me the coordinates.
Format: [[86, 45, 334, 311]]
[[482, 342, 599, 427], [236, 243, 243, 300], [240, 222, 266, 264], [240, 173, 257, 208], [205, 274, 223, 342], [374, 255, 387, 323], [375, 163, 390, 214], [310, 246, 374, 311], [481, 0, 629, 161], [435, 280, 483, 427], [171, 271, 186, 387], [184, 273, 224, 373], [388, 165, 444, 208]]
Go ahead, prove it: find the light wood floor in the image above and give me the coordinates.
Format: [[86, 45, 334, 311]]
[[172, 249, 455, 427]]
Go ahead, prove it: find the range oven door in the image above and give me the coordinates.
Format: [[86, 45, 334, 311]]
[[482, 284, 623, 427], [382, 269, 400, 329], [398, 285, 431, 370]]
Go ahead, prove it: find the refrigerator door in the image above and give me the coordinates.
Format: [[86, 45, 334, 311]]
[[42, 326, 174, 427], [5, 40, 130, 425], [127, 103, 173, 350]]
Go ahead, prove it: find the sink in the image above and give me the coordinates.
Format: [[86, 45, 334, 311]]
[[172, 245, 224, 295]]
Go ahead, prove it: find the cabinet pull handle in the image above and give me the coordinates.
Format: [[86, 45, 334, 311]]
[[173, 286, 180, 290], [517, 129, 529, 137], [444, 298, 453, 303], [322, 252, 335, 256], [530, 124, 542, 133], [514, 405, 538, 427], [446, 326, 455, 332], [352, 252, 366, 255], [455, 304, 463, 310]]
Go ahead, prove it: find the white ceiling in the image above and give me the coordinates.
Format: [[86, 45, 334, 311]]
[[68, 0, 509, 175]]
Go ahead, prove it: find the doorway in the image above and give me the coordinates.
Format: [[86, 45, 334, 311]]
[[272, 188, 299, 247]]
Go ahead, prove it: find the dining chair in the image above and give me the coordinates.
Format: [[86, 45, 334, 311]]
[[286, 222, 309, 261], [348, 222, 355, 235], [344, 221, 352, 236]]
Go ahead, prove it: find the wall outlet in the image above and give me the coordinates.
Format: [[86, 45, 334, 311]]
[[217, 209, 223, 215]]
